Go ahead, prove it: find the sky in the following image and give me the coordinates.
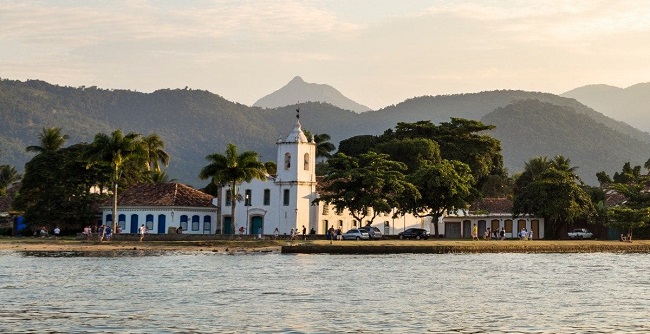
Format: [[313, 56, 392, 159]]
[[1, 0, 650, 110]]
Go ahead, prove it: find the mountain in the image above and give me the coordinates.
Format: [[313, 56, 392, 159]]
[[1, 78, 648, 186], [253, 76, 372, 113], [481, 99, 650, 184], [561, 83, 650, 133]]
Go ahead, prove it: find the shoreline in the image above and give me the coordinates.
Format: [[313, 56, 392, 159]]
[[2, 238, 650, 254]]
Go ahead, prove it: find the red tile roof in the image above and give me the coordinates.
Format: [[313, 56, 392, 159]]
[[103, 183, 216, 208], [469, 198, 513, 213]]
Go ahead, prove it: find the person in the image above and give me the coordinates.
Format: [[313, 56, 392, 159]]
[[258, 227, 263, 240], [368, 226, 375, 239], [289, 228, 294, 240], [327, 226, 335, 244], [485, 227, 491, 241], [97, 225, 105, 242], [273, 228, 279, 240], [302, 225, 307, 240], [500, 227, 505, 240], [310, 227, 316, 240], [620, 234, 626, 242], [239, 226, 245, 236], [139, 224, 146, 242], [336, 227, 342, 241], [528, 230, 533, 240], [472, 224, 478, 241], [83, 226, 91, 240], [53, 226, 60, 239], [176, 226, 183, 234], [105, 225, 112, 241]]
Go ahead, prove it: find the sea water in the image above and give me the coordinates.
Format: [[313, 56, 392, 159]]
[[0, 251, 648, 333]]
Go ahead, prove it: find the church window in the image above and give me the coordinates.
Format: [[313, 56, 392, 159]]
[[284, 153, 291, 170], [283, 189, 290, 206], [304, 153, 309, 170], [263, 189, 270, 206]]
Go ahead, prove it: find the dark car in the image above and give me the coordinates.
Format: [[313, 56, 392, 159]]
[[398, 228, 429, 240]]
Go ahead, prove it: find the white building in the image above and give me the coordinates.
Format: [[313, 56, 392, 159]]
[[100, 183, 218, 234], [221, 116, 432, 236]]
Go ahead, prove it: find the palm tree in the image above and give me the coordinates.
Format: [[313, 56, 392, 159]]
[[550, 155, 579, 179], [313, 133, 336, 159], [26, 127, 69, 153], [85, 130, 145, 233], [0, 165, 22, 195], [199, 143, 267, 234], [141, 133, 170, 172]]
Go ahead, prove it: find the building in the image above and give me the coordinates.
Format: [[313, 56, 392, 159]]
[[219, 114, 432, 236], [100, 183, 218, 234], [442, 198, 545, 239]]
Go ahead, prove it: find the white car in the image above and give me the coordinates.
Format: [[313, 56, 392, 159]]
[[568, 228, 593, 239], [342, 229, 370, 240]]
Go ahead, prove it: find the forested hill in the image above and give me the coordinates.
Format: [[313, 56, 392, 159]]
[[1, 78, 648, 186], [561, 83, 650, 133], [481, 100, 650, 184]]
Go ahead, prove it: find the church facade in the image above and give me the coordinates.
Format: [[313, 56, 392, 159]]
[[219, 116, 432, 237]]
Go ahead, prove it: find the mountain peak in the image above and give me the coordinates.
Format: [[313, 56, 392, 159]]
[[253, 76, 372, 113]]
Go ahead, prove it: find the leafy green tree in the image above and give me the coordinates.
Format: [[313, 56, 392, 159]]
[[14, 143, 105, 231], [373, 138, 441, 172], [315, 152, 420, 225], [199, 143, 267, 234], [312, 133, 336, 159], [85, 130, 146, 233], [26, 127, 69, 153], [404, 159, 475, 237], [613, 162, 639, 183], [513, 167, 595, 239], [141, 133, 170, 172], [606, 206, 649, 239], [264, 161, 277, 175], [596, 171, 613, 186], [337, 135, 379, 157]]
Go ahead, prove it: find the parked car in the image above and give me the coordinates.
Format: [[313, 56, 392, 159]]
[[398, 228, 429, 240], [342, 229, 370, 240], [568, 228, 593, 239], [359, 226, 383, 239]]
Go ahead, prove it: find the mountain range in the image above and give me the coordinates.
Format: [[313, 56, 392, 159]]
[[1, 77, 649, 186], [562, 83, 650, 133]]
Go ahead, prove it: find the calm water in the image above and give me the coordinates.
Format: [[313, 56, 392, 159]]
[[0, 251, 648, 333]]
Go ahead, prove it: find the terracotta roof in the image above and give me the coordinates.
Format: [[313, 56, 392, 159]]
[[103, 183, 216, 208], [0, 196, 12, 212], [469, 198, 513, 214]]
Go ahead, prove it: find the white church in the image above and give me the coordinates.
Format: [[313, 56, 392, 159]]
[[220, 114, 432, 237]]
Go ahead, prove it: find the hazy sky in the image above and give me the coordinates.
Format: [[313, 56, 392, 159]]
[[2, 0, 649, 110]]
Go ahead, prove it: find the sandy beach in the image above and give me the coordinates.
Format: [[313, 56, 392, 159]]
[[2, 237, 649, 254]]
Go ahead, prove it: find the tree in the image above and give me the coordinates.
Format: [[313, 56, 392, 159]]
[[304, 132, 336, 159], [26, 127, 69, 153], [85, 130, 146, 233], [14, 143, 105, 231], [373, 137, 441, 172], [606, 206, 649, 239], [513, 168, 595, 239], [141, 133, 170, 172], [0, 165, 22, 195], [404, 159, 476, 237], [198, 143, 267, 234], [315, 152, 420, 225]]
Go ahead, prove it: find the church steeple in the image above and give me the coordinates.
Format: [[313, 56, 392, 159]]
[[276, 106, 316, 183], [284, 108, 309, 143]]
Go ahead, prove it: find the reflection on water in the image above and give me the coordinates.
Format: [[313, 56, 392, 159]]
[[0, 251, 648, 333]]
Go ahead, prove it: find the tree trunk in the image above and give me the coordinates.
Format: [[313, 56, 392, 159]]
[[230, 183, 237, 235]]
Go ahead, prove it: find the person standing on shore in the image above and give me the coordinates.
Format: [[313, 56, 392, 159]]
[[97, 225, 105, 242], [273, 228, 279, 240], [302, 225, 307, 240], [139, 224, 146, 242], [53, 226, 60, 239], [472, 224, 478, 241]]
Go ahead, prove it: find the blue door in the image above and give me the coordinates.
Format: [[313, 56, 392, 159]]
[[224, 216, 232, 235], [158, 215, 166, 234], [251, 216, 263, 235], [130, 214, 139, 234]]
